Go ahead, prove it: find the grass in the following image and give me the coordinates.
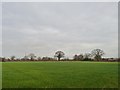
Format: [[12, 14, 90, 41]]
[[0, 62, 2, 89], [2, 61, 118, 88]]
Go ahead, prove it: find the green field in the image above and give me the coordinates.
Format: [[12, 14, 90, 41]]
[[0, 63, 2, 89], [2, 61, 118, 88]]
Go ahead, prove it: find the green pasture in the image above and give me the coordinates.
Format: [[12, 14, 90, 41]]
[[2, 61, 118, 88]]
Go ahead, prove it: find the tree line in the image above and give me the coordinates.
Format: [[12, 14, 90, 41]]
[[0, 49, 119, 62], [55, 49, 104, 61]]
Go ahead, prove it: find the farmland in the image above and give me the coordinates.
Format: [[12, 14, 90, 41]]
[[2, 61, 118, 88]]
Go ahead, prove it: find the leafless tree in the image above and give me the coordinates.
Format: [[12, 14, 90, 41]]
[[23, 55, 28, 60], [73, 54, 84, 60], [28, 53, 36, 61], [84, 53, 91, 59], [91, 49, 105, 61], [73, 54, 78, 60], [38, 57, 41, 61], [78, 54, 84, 60], [54, 51, 65, 61], [11, 56, 15, 61]]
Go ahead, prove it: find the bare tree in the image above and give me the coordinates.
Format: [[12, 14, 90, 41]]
[[28, 53, 36, 61], [54, 51, 65, 61], [11, 56, 15, 61], [91, 49, 105, 61], [84, 53, 91, 59], [38, 57, 41, 61], [73, 54, 78, 60], [73, 54, 84, 60], [23, 55, 28, 60], [78, 54, 84, 60]]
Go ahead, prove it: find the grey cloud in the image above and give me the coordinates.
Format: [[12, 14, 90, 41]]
[[2, 2, 118, 58]]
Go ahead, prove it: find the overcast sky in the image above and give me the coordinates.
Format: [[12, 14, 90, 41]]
[[0, 3, 2, 57], [2, 2, 118, 58]]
